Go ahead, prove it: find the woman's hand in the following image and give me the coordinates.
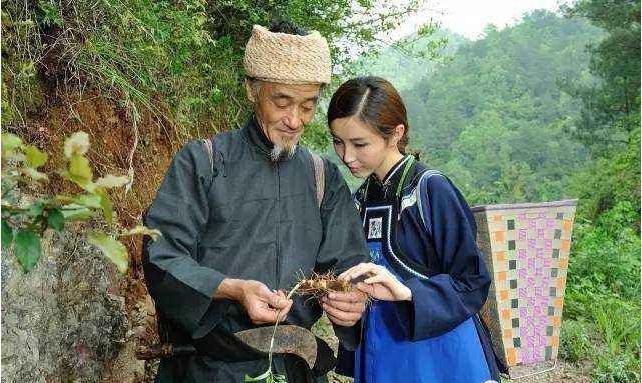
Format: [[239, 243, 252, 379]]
[[339, 263, 412, 302]]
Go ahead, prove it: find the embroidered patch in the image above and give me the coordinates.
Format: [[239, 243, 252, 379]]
[[368, 217, 383, 239], [369, 248, 380, 262]]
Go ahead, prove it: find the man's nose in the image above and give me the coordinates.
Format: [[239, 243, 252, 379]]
[[282, 110, 302, 131]]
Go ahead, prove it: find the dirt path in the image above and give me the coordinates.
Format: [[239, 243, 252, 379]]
[[501, 360, 592, 383]]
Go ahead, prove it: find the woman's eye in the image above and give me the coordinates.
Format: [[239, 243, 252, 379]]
[[355, 143, 368, 148], [332, 138, 342, 145]]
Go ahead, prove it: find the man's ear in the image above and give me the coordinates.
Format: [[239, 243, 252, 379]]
[[245, 79, 257, 103]]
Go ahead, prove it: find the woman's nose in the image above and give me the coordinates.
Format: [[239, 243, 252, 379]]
[[343, 145, 355, 163]]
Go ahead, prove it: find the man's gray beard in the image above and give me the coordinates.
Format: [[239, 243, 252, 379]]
[[269, 143, 297, 162]]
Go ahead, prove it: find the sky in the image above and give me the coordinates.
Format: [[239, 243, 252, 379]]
[[392, 0, 569, 41], [338, 0, 573, 66]]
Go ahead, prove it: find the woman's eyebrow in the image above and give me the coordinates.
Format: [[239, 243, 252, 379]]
[[329, 133, 366, 142]]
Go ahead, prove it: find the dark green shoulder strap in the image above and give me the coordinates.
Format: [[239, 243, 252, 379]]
[[310, 152, 325, 209], [201, 138, 214, 174]]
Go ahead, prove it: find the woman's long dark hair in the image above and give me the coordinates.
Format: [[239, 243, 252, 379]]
[[327, 76, 410, 154]]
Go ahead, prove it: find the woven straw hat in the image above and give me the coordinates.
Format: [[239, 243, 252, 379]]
[[244, 25, 331, 85]]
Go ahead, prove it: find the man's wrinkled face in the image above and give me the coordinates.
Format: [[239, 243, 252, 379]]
[[246, 80, 321, 160]]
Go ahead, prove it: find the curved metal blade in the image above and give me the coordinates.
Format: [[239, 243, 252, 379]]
[[234, 325, 317, 369]]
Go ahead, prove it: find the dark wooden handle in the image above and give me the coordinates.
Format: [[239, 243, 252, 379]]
[[135, 344, 196, 360]]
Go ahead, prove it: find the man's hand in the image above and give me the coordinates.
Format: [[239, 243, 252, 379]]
[[321, 290, 367, 327], [217, 279, 293, 324]]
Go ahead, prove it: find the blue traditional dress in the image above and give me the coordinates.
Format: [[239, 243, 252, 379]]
[[337, 155, 502, 383]]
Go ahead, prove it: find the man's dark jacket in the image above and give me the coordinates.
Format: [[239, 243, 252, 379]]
[[143, 119, 369, 382]]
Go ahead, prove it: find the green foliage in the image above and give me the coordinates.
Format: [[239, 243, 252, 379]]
[[13, 229, 42, 272], [592, 298, 640, 356], [2, 0, 638, 377], [561, 301, 640, 382], [301, 119, 332, 152], [87, 232, 129, 274], [37, 0, 63, 28], [348, 27, 460, 90], [351, 10, 601, 206], [560, 319, 595, 363], [2, 220, 14, 249], [594, 352, 641, 383], [566, 202, 640, 302], [561, 0, 641, 155], [568, 127, 640, 222], [1, 131, 161, 273], [563, 181, 640, 381], [348, 8, 640, 380], [560, 7, 640, 379], [2, 0, 428, 141], [244, 371, 287, 383]]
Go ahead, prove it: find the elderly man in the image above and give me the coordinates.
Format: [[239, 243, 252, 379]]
[[143, 21, 369, 382]]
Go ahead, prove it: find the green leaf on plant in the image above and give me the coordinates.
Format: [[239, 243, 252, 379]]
[[98, 190, 115, 222], [88, 232, 129, 274], [60, 170, 96, 192], [60, 204, 94, 221], [122, 225, 162, 240], [211, 87, 223, 103], [63, 131, 90, 158], [38, 0, 63, 27], [22, 167, 49, 181], [27, 201, 45, 217], [2, 220, 13, 249], [244, 370, 286, 383], [23, 145, 48, 168], [244, 370, 271, 382], [1, 133, 22, 158], [68, 154, 93, 183], [47, 208, 65, 231], [14, 230, 42, 272], [95, 174, 129, 188], [73, 194, 102, 209]]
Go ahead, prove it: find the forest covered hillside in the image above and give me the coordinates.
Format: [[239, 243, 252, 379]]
[[1, 1, 639, 382], [337, 6, 640, 382]]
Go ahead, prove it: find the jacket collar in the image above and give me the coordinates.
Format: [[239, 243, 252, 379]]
[[241, 116, 301, 161], [242, 116, 274, 154]]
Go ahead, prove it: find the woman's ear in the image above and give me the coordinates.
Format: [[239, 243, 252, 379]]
[[390, 124, 405, 147]]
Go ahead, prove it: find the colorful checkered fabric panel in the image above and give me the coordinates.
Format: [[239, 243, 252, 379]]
[[474, 202, 576, 369]]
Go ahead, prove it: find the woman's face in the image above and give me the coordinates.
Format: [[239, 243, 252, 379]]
[[330, 116, 396, 179]]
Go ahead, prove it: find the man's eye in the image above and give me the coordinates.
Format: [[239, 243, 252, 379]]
[[355, 143, 368, 148], [332, 138, 342, 145], [301, 103, 315, 112], [273, 99, 290, 108]]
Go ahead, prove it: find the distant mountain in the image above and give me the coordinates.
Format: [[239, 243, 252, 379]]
[[329, 10, 605, 202], [347, 29, 468, 91]]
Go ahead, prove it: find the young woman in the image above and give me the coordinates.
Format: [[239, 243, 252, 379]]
[[325, 77, 502, 382]]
